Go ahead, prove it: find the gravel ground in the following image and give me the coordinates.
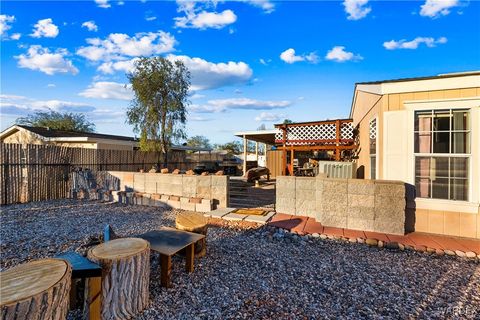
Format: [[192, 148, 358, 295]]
[[1, 200, 479, 319]]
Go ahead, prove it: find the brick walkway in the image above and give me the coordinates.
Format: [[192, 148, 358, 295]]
[[269, 213, 480, 255]]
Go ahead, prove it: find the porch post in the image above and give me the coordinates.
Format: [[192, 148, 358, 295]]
[[243, 135, 247, 176], [290, 148, 295, 176]]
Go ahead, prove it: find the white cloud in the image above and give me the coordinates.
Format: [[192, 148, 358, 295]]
[[0, 14, 15, 37], [190, 98, 291, 113], [189, 115, 211, 121], [175, 9, 237, 29], [95, 53, 252, 91], [79, 81, 133, 100], [236, 0, 275, 13], [255, 112, 285, 122], [174, 1, 237, 29], [47, 83, 56, 88], [190, 93, 206, 99], [383, 36, 447, 50], [343, 0, 371, 20], [82, 21, 98, 32], [77, 31, 176, 61], [145, 11, 157, 21], [16, 45, 79, 75], [10, 33, 21, 40], [95, 0, 111, 8], [420, 0, 459, 18], [97, 58, 138, 74], [325, 46, 363, 62], [280, 48, 318, 64], [168, 55, 253, 90], [0, 94, 96, 115], [30, 18, 59, 38], [259, 58, 270, 65]]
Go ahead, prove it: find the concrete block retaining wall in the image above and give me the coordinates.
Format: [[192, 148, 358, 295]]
[[107, 171, 229, 209], [276, 176, 406, 235]]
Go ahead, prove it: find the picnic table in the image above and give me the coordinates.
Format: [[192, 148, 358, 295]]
[[0, 259, 72, 319], [136, 227, 205, 288]]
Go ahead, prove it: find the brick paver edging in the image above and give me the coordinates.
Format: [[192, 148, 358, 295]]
[[269, 213, 480, 260]]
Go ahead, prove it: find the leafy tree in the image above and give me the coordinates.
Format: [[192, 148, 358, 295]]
[[126, 57, 190, 167], [186, 135, 212, 149], [214, 141, 242, 154], [214, 140, 257, 154], [257, 123, 266, 130], [283, 119, 293, 124], [16, 110, 95, 132]]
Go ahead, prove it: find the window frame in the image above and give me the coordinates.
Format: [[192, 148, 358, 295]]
[[369, 117, 378, 180], [413, 109, 471, 201]]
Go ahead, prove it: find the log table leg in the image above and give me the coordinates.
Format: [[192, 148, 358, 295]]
[[88, 277, 102, 320], [88, 238, 150, 320], [160, 254, 172, 288], [185, 243, 194, 273]]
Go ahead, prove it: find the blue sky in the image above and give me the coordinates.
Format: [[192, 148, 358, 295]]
[[1, 0, 479, 143]]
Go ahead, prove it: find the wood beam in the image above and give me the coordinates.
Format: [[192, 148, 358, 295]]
[[276, 145, 357, 151]]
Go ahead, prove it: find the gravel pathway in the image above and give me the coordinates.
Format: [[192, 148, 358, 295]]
[[1, 200, 479, 319]]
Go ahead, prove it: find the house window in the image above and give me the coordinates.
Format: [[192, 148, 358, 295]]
[[414, 109, 470, 201], [369, 118, 377, 179]]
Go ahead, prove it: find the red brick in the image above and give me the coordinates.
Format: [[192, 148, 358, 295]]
[[323, 227, 344, 238], [303, 218, 324, 235], [452, 238, 480, 254], [386, 234, 416, 247], [290, 216, 309, 235], [343, 228, 366, 240], [364, 231, 389, 243], [407, 233, 442, 250]]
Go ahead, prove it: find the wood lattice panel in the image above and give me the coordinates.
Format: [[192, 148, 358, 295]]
[[275, 121, 355, 146]]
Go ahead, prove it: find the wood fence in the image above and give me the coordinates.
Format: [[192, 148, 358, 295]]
[[0, 143, 222, 205]]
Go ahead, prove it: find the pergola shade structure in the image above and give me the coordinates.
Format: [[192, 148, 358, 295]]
[[274, 119, 358, 175], [235, 119, 358, 177]]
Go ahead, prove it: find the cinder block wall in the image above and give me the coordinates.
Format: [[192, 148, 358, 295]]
[[276, 176, 406, 235], [108, 171, 229, 208]]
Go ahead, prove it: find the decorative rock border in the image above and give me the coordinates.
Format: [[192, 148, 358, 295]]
[[264, 225, 480, 261]]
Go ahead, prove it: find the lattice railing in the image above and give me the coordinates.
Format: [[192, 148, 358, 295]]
[[275, 120, 355, 146]]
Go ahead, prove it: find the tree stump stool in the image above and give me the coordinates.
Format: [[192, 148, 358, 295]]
[[0, 259, 72, 320], [87, 238, 150, 320], [175, 212, 208, 257]]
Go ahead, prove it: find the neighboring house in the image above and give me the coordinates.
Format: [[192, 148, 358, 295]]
[[0, 125, 212, 152], [350, 71, 480, 238], [1, 125, 139, 150]]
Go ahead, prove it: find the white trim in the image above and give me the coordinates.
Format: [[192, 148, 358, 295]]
[[404, 97, 480, 110], [357, 74, 480, 95], [234, 129, 279, 136], [415, 198, 479, 214]]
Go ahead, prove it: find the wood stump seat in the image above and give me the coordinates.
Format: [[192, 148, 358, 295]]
[[0, 259, 72, 319], [175, 212, 208, 257], [87, 238, 150, 320]]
